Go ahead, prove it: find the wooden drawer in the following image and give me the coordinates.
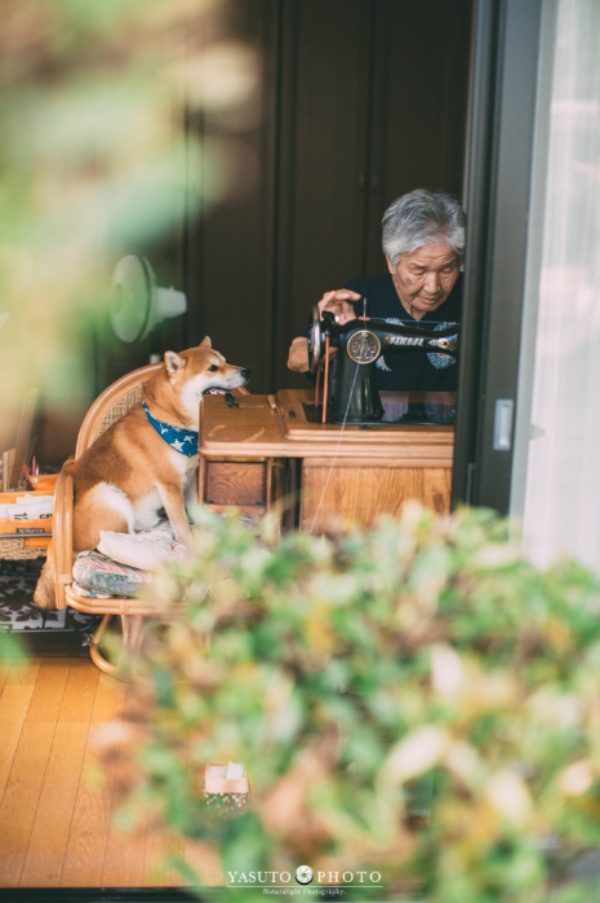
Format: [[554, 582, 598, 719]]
[[204, 461, 267, 508]]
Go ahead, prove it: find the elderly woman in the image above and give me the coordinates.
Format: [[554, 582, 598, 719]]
[[287, 187, 466, 391]]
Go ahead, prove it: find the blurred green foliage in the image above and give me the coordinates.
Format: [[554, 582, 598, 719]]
[[97, 503, 600, 901], [0, 0, 255, 448], [0, 630, 27, 666]]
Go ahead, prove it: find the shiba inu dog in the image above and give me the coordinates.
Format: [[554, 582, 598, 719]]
[[34, 337, 249, 608]]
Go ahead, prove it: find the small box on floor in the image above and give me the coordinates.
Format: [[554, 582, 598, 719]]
[[203, 762, 250, 814]]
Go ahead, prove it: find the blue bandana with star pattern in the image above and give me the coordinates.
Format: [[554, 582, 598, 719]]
[[143, 402, 198, 456]]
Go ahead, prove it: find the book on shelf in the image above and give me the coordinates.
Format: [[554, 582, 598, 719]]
[[0, 474, 57, 540]]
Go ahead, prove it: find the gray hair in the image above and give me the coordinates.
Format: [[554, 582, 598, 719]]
[[382, 188, 466, 264]]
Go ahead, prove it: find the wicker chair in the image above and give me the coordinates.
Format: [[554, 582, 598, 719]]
[[51, 361, 167, 675]]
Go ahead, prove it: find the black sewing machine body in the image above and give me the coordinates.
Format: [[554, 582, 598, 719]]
[[308, 309, 459, 424]]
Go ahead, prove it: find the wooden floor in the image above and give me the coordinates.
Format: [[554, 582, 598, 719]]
[[0, 656, 217, 889]]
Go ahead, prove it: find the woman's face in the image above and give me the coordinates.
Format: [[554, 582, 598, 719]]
[[386, 242, 461, 320]]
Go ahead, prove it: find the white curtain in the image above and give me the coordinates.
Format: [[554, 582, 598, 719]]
[[511, 0, 600, 570]]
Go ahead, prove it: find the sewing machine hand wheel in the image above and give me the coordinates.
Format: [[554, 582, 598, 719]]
[[307, 305, 326, 374]]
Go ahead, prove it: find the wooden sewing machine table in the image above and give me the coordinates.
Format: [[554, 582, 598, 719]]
[[198, 389, 454, 532]]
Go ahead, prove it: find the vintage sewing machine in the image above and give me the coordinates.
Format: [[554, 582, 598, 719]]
[[197, 307, 459, 529], [308, 306, 459, 424]]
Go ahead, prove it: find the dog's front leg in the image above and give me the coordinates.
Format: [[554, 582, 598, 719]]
[[184, 468, 199, 509], [156, 481, 193, 545]]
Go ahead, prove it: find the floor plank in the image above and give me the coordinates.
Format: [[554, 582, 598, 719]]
[[102, 813, 148, 887], [0, 666, 39, 800], [143, 828, 187, 888], [0, 720, 56, 886], [0, 654, 197, 890], [25, 658, 70, 724], [91, 672, 127, 723], [58, 660, 100, 723], [20, 721, 89, 887], [58, 735, 113, 886], [2, 660, 41, 687]]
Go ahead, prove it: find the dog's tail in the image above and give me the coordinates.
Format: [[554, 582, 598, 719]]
[[33, 541, 57, 609], [34, 460, 77, 609]]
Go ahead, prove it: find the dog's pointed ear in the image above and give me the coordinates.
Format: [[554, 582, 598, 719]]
[[199, 336, 212, 348], [164, 350, 186, 379]]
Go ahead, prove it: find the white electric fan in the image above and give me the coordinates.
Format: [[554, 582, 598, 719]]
[[109, 255, 187, 343]]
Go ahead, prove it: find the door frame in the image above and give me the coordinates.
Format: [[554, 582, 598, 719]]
[[452, 0, 543, 512]]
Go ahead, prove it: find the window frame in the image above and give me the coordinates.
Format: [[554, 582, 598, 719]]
[[452, 0, 543, 512]]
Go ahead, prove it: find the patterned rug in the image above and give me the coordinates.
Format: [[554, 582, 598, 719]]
[[0, 559, 96, 633]]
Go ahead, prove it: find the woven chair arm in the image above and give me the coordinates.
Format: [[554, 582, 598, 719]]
[[51, 462, 75, 610]]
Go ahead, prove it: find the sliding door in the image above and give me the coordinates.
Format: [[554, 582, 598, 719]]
[[510, 0, 600, 569], [454, 0, 600, 572]]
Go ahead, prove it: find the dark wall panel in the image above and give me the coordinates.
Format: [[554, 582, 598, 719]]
[[272, 0, 374, 387], [185, 0, 279, 388], [365, 0, 473, 273]]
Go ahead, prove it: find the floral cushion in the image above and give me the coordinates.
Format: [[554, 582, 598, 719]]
[[72, 550, 149, 598]]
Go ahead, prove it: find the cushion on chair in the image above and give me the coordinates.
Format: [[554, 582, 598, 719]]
[[71, 528, 188, 599], [97, 529, 188, 571], [72, 550, 149, 598]]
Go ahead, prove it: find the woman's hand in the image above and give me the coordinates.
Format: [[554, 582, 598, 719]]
[[286, 289, 361, 373], [287, 336, 310, 372], [317, 289, 361, 324]]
